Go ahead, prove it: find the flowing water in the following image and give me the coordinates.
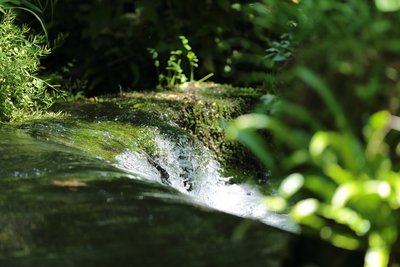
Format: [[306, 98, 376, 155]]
[[0, 102, 296, 266]]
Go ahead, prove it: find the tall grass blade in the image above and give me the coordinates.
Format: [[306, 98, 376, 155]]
[[296, 67, 350, 133]]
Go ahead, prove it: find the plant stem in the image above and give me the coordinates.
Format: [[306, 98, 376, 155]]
[[197, 73, 214, 83]]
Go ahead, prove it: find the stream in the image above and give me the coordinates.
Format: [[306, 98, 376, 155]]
[[0, 101, 298, 266]]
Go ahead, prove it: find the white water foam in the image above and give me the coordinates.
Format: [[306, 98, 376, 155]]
[[114, 128, 296, 232]]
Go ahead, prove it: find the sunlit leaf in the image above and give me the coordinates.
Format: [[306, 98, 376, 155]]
[[386, 171, 400, 207], [332, 180, 393, 211], [291, 213, 326, 230], [282, 149, 309, 170], [374, 158, 392, 182], [366, 181, 391, 198], [228, 113, 308, 147], [329, 233, 361, 250], [279, 173, 304, 198], [309, 131, 330, 157], [226, 114, 271, 138], [303, 175, 336, 200], [265, 196, 287, 212], [375, 0, 400, 12], [227, 113, 310, 171], [364, 111, 391, 156], [370, 111, 391, 131], [292, 198, 319, 219], [365, 233, 391, 267], [310, 131, 365, 172], [332, 183, 360, 207], [324, 163, 353, 184], [319, 204, 371, 235]]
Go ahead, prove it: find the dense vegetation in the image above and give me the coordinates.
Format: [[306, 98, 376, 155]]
[[37, 0, 278, 95], [1, 0, 400, 266], [0, 11, 62, 121], [228, 1, 400, 266]]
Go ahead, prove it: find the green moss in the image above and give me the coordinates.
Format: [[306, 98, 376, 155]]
[[12, 117, 159, 163], [8, 83, 266, 182], [116, 83, 266, 182]]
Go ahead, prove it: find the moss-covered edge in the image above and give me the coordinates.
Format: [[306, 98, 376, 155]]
[[118, 83, 268, 183], [8, 83, 268, 183]]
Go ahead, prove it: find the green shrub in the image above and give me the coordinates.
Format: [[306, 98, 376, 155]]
[[0, 0, 52, 39], [0, 12, 60, 121]]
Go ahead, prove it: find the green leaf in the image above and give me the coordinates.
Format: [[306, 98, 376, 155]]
[[319, 204, 371, 235], [276, 100, 324, 131], [235, 129, 276, 172], [369, 111, 390, 132], [375, 0, 400, 12], [365, 234, 391, 267], [227, 113, 308, 148], [309, 131, 365, 172], [304, 175, 336, 200], [296, 67, 350, 133], [326, 232, 361, 250], [324, 163, 354, 184], [282, 149, 309, 170], [265, 196, 287, 212], [364, 111, 391, 159], [279, 173, 304, 198], [331, 182, 360, 207], [291, 198, 320, 220]]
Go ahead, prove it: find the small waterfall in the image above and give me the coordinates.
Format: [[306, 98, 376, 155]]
[[115, 127, 296, 232]]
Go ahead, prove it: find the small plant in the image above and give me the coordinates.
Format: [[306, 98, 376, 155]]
[[0, 12, 62, 121], [179, 35, 198, 81], [265, 33, 295, 67], [148, 36, 213, 89], [166, 49, 187, 86]]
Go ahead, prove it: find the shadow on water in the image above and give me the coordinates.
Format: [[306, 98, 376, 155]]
[[0, 128, 287, 267], [0, 102, 364, 266], [0, 176, 289, 267]]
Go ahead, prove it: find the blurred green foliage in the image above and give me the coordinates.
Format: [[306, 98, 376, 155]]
[[228, 1, 400, 266]]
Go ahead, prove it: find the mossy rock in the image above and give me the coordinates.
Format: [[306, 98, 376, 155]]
[[45, 83, 267, 183]]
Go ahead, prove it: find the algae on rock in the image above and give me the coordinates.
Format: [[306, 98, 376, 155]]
[[14, 83, 267, 184], [115, 83, 267, 183]]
